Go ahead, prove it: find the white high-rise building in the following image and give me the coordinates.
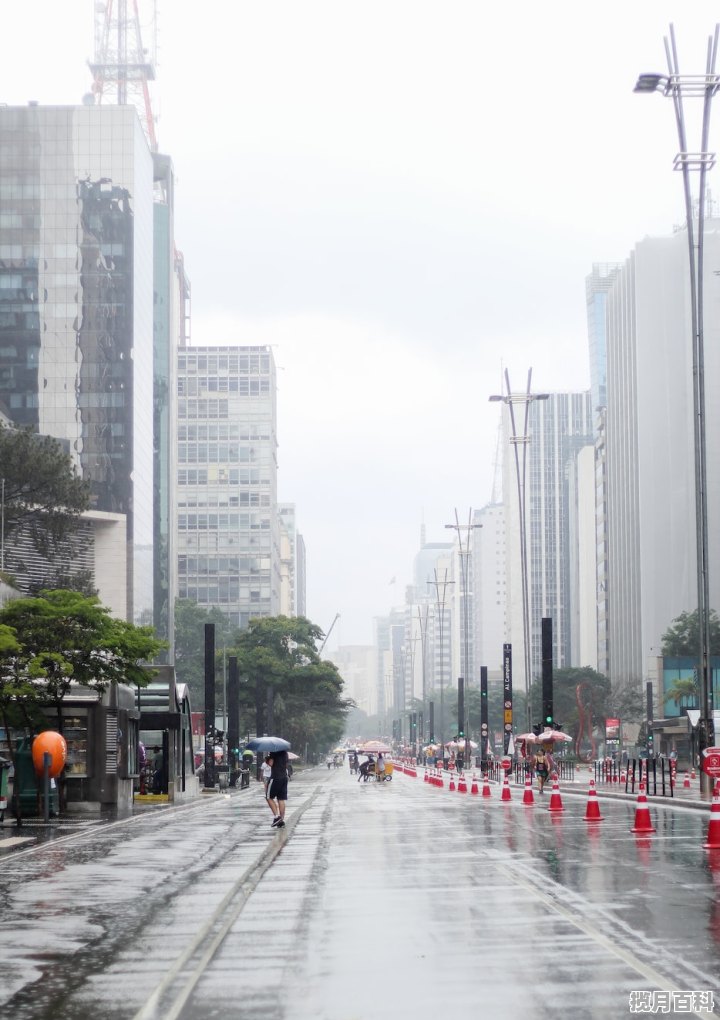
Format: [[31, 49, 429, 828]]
[[176, 345, 280, 627], [472, 503, 506, 679], [604, 219, 720, 691]]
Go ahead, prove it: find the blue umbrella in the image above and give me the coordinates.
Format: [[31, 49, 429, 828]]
[[246, 736, 291, 753]]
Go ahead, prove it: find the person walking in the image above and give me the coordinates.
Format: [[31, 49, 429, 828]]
[[261, 755, 275, 821], [267, 749, 290, 828], [533, 748, 550, 793], [376, 753, 386, 780]]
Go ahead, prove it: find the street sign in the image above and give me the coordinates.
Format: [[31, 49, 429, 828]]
[[501, 757, 512, 771], [687, 710, 701, 728], [701, 747, 720, 778]]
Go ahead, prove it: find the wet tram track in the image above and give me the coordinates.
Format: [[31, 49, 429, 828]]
[[0, 776, 329, 1020]]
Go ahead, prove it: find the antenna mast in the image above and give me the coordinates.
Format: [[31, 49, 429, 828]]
[[89, 0, 158, 151]]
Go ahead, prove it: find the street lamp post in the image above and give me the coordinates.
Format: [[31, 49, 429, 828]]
[[490, 369, 549, 734], [428, 568, 454, 748], [445, 507, 482, 765], [416, 603, 430, 743], [635, 24, 719, 794]]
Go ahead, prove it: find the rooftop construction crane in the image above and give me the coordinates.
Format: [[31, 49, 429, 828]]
[[319, 613, 340, 654]]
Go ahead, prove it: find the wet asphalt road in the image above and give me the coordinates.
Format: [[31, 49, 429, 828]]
[[0, 766, 719, 1020]]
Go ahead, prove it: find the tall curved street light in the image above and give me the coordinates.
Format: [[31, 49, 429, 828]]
[[490, 369, 549, 733], [428, 568, 454, 748], [445, 507, 482, 763], [635, 23, 718, 793]]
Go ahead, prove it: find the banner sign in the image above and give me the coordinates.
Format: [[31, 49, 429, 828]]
[[503, 643, 513, 755]]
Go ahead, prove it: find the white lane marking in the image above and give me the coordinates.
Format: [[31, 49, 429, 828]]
[[494, 860, 717, 1020]]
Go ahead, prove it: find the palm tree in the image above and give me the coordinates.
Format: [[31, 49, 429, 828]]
[[664, 677, 699, 710]]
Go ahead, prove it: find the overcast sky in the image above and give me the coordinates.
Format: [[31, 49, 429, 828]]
[[3, 1, 720, 648]]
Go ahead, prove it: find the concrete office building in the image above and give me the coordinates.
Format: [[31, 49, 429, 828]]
[[176, 345, 280, 627], [278, 503, 307, 618], [586, 264, 621, 678], [152, 153, 189, 648], [0, 104, 155, 620], [604, 220, 720, 692], [329, 645, 376, 716]]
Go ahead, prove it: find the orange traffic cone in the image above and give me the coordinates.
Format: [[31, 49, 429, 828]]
[[584, 778, 604, 821], [620, 769, 626, 785], [481, 773, 492, 798], [436, 768, 444, 789], [457, 773, 467, 794], [692, 767, 697, 780], [501, 774, 512, 802], [449, 772, 456, 792], [703, 783, 720, 849], [631, 782, 656, 833], [548, 772, 564, 813], [470, 774, 479, 795], [522, 774, 535, 805], [683, 771, 691, 790]]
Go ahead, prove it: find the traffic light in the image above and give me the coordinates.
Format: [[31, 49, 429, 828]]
[[544, 713, 553, 725]]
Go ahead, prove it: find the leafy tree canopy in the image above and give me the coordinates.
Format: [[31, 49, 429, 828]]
[[229, 615, 350, 756], [0, 424, 90, 555], [0, 590, 165, 714], [661, 608, 720, 656], [664, 676, 698, 708]]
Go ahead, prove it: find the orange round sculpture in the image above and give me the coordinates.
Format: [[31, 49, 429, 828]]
[[32, 731, 67, 778]]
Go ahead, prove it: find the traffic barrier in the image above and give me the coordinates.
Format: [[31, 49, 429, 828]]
[[631, 782, 656, 834], [481, 773, 492, 798], [522, 774, 535, 805], [548, 772, 564, 813], [449, 772, 456, 792], [703, 783, 720, 850], [584, 778, 604, 822], [470, 774, 479, 795], [457, 772, 467, 793], [683, 771, 690, 789], [501, 774, 512, 802]]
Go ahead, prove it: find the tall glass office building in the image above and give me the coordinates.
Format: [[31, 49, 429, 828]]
[[0, 104, 154, 621], [176, 345, 280, 628]]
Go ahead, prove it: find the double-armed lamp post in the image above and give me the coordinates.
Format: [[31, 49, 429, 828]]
[[490, 369, 549, 733], [445, 507, 481, 765], [635, 24, 719, 790]]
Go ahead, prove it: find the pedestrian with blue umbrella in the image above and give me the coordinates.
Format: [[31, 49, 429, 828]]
[[246, 737, 292, 828]]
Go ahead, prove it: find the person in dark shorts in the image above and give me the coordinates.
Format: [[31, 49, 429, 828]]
[[267, 750, 290, 828]]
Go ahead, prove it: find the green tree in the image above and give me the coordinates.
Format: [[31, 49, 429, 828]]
[[0, 424, 90, 559], [229, 616, 351, 756], [0, 589, 165, 734], [664, 676, 699, 710], [528, 666, 611, 750], [661, 609, 720, 656], [173, 599, 235, 708]]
